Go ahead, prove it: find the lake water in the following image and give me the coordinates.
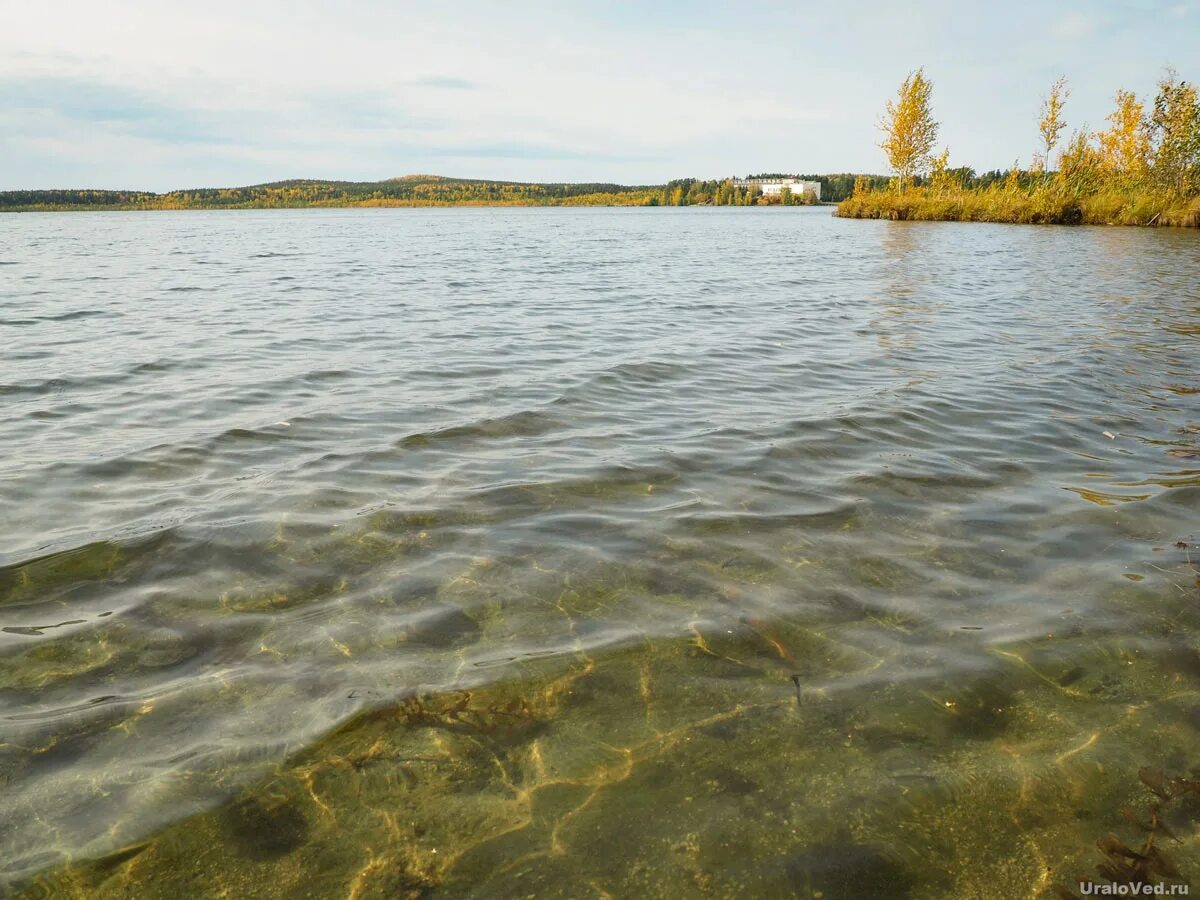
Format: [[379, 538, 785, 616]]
[[2, 207, 1199, 898]]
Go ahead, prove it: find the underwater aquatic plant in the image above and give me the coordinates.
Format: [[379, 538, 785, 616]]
[[1056, 766, 1198, 896]]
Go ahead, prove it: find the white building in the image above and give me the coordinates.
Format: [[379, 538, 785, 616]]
[[732, 177, 821, 201]]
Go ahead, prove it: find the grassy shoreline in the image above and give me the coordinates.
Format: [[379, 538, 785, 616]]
[[835, 186, 1200, 227]]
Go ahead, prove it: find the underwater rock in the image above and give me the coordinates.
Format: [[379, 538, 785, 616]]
[[406, 605, 481, 647], [782, 841, 913, 900], [707, 765, 759, 796], [88, 842, 150, 876], [1058, 666, 1087, 687], [136, 627, 202, 669], [220, 795, 310, 860], [940, 679, 1015, 741]]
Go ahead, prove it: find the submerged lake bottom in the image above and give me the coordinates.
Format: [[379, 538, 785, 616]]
[[1, 207, 1199, 898]]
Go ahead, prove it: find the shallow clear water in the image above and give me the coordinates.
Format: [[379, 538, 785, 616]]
[[2, 207, 1199, 898]]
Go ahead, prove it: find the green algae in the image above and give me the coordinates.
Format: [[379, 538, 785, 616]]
[[0, 540, 133, 608]]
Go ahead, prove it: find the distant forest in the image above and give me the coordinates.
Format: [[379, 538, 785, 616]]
[[0, 173, 892, 211]]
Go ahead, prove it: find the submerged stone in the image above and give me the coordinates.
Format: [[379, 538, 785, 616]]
[[220, 795, 310, 860], [406, 605, 481, 647], [782, 841, 914, 900]]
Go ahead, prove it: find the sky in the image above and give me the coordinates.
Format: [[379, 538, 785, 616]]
[[1, 0, 1198, 191]]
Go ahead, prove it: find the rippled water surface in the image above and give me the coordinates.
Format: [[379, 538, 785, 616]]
[[2, 207, 1199, 898]]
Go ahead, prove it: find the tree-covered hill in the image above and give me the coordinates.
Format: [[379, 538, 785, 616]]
[[0, 173, 887, 211]]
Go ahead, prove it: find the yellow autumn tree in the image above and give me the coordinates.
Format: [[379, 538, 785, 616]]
[[1037, 76, 1069, 171], [1003, 160, 1022, 192], [879, 68, 939, 191], [1058, 128, 1103, 190], [1149, 68, 1200, 194], [1097, 89, 1151, 178], [928, 147, 952, 196]]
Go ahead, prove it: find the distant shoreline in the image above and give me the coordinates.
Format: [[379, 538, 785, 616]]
[[0, 174, 881, 213], [0, 202, 842, 213]]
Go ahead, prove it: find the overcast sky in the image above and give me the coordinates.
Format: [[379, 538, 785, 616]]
[[1, 1, 1197, 191]]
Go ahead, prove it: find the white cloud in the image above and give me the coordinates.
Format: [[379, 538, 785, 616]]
[[1051, 11, 1104, 39], [1, 0, 1198, 189]]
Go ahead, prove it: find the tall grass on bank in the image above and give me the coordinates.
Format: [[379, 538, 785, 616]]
[[835, 182, 1200, 227]]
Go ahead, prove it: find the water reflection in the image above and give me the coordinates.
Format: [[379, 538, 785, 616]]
[[872, 221, 934, 360]]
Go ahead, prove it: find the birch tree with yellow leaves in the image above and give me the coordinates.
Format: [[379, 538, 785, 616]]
[[879, 69, 939, 191], [1149, 69, 1200, 194], [1037, 76, 1069, 171], [1097, 89, 1151, 178], [928, 148, 954, 196]]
